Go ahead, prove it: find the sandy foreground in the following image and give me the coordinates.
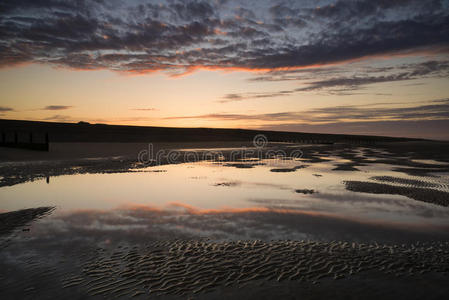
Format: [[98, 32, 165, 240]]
[[1, 140, 449, 299], [0, 209, 448, 300]]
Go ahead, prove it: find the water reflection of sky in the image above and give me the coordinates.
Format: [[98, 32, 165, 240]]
[[1, 158, 449, 243]]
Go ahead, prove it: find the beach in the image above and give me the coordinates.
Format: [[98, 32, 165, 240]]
[[1, 1, 448, 298], [1, 136, 449, 299]]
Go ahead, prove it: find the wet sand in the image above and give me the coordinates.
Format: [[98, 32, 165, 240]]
[[0, 207, 55, 242], [199, 272, 449, 300], [295, 189, 315, 194], [371, 176, 446, 189], [1, 140, 449, 298], [270, 165, 308, 172], [3, 239, 447, 299], [0, 141, 254, 162], [345, 181, 449, 207]]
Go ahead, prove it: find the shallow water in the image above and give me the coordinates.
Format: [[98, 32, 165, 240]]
[[1, 157, 448, 243], [1, 148, 449, 299]]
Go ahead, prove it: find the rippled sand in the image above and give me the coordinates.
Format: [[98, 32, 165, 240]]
[[345, 181, 449, 207], [50, 240, 449, 298], [1, 141, 449, 298]]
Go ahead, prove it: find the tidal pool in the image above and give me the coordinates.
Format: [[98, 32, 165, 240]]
[[1, 157, 448, 244], [1, 149, 449, 299]]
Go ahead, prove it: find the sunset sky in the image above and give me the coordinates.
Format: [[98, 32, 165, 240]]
[[1, 0, 449, 139]]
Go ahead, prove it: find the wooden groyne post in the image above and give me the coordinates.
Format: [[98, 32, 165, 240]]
[[0, 131, 50, 151]]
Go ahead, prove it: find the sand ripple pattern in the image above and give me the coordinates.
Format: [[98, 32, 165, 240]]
[[61, 240, 449, 298], [371, 176, 449, 191], [345, 181, 449, 207]]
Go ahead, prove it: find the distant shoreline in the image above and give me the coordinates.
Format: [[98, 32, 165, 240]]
[[0, 119, 424, 143]]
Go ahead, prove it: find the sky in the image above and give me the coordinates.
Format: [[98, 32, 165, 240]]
[[0, 0, 449, 139]]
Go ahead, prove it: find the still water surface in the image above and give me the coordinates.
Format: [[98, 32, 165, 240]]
[[1, 158, 448, 243]]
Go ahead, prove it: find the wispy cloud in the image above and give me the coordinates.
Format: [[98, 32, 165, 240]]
[[220, 93, 243, 103], [0, 106, 14, 113], [168, 98, 449, 139], [219, 90, 294, 103], [257, 120, 449, 140], [167, 99, 449, 124], [43, 114, 73, 121], [219, 60, 449, 101], [295, 60, 449, 93], [131, 108, 158, 111], [42, 105, 73, 111]]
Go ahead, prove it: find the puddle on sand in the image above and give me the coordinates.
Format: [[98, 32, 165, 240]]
[[1, 155, 449, 299], [1, 158, 448, 244]]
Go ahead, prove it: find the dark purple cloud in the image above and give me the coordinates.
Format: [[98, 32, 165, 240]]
[[0, 0, 448, 73]]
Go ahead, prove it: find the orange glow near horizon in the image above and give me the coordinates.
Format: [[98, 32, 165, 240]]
[[1, 0, 449, 140], [1, 51, 449, 140]]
